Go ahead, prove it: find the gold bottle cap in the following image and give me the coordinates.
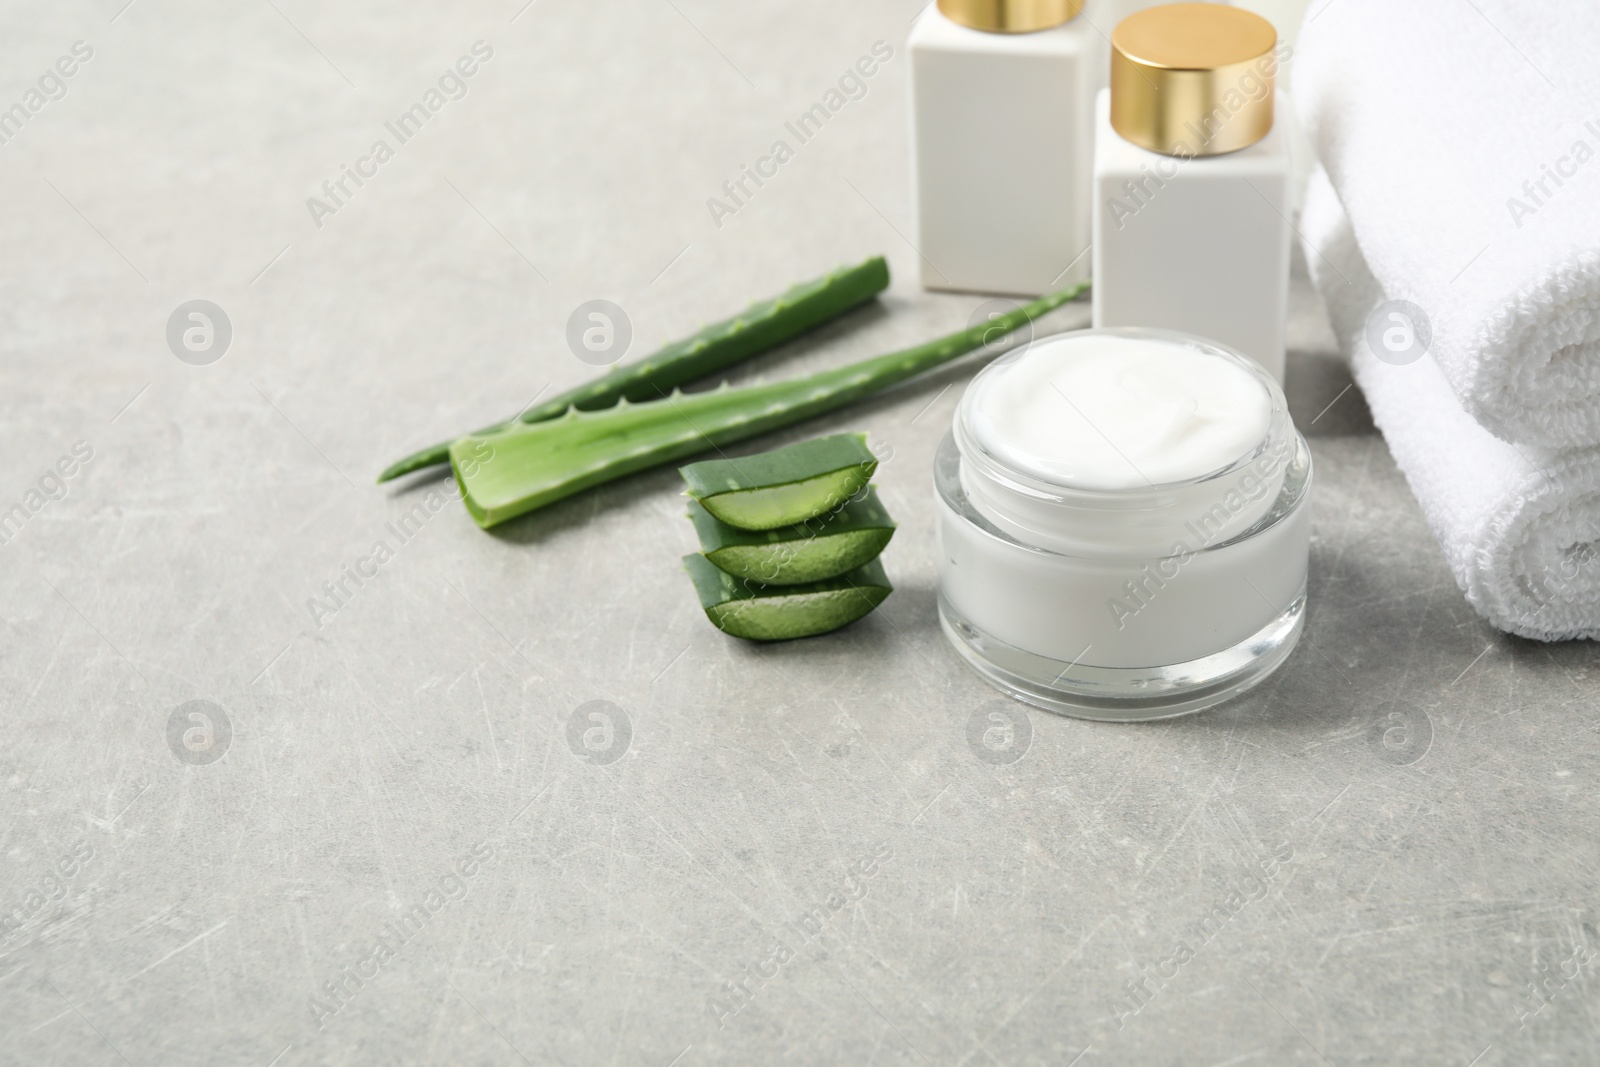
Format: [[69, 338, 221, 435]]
[[937, 0, 1084, 34], [1110, 3, 1279, 157]]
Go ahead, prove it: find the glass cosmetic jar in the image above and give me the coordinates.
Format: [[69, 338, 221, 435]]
[[935, 328, 1311, 721]]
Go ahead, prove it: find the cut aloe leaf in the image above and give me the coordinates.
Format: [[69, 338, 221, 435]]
[[683, 554, 892, 641], [689, 486, 896, 585], [681, 433, 878, 530], [451, 280, 1089, 529], [378, 255, 891, 482]]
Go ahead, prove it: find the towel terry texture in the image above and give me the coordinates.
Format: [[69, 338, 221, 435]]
[[1302, 166, 1600, 641], [1293, 0, 1600, 449]]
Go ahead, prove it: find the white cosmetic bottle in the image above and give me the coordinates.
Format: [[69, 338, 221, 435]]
[[909, 0, 1095, 296], [1091, 4, 1293, 381]]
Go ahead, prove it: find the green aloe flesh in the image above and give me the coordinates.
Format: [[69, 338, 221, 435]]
[[682, 554, 892, 641], [680, 432, 877, 530], [377, 255, 891, 482], [451, 280, 1089, 528], [689, 486, 895, 585]]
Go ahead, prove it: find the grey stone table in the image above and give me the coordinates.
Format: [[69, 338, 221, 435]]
[[2, 2, 1595, 1064]]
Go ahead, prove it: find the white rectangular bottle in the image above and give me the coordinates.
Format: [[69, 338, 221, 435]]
[[909, 0, 1095, 296], [1091, 3, 1292, 381]]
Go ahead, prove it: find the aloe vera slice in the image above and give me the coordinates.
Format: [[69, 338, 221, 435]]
[[452, 279, 1089, 528], [690, 486, 895, 585], [680, 433, 878, 530], [378, 256, 890, 482], [683, 554, 892, 641]]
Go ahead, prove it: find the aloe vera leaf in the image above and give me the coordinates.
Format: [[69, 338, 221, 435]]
[[682, 553, 892, 641], [690, 486, 896, 585], [377, 255, 891, 482], [451, 279, 1089, 528], [680, 432, 878, 530]]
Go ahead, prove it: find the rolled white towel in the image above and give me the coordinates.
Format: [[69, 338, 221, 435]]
[[1294, 0, 1600, 449], [1302, 165, 1600, 641]]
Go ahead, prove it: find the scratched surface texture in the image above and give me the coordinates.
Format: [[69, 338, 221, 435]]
[[1, 1, 1596, 1065]]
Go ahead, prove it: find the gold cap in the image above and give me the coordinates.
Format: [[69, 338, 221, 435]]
[[1110, 3, 1279, 157], [937, 0, 1084, 33]]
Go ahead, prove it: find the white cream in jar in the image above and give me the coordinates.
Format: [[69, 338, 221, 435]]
[[936, 328, 1311, 720]]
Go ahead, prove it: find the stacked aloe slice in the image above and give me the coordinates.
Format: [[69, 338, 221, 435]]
[[680, 434, 896, 641]]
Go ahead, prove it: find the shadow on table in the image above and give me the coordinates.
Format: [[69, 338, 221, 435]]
[[1288, 350, 1375, 439]]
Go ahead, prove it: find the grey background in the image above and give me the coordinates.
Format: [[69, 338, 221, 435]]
[[2, 1, 1596, 1065]]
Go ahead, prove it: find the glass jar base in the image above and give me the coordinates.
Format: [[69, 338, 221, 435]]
[[938, 587, 1305, 722]]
